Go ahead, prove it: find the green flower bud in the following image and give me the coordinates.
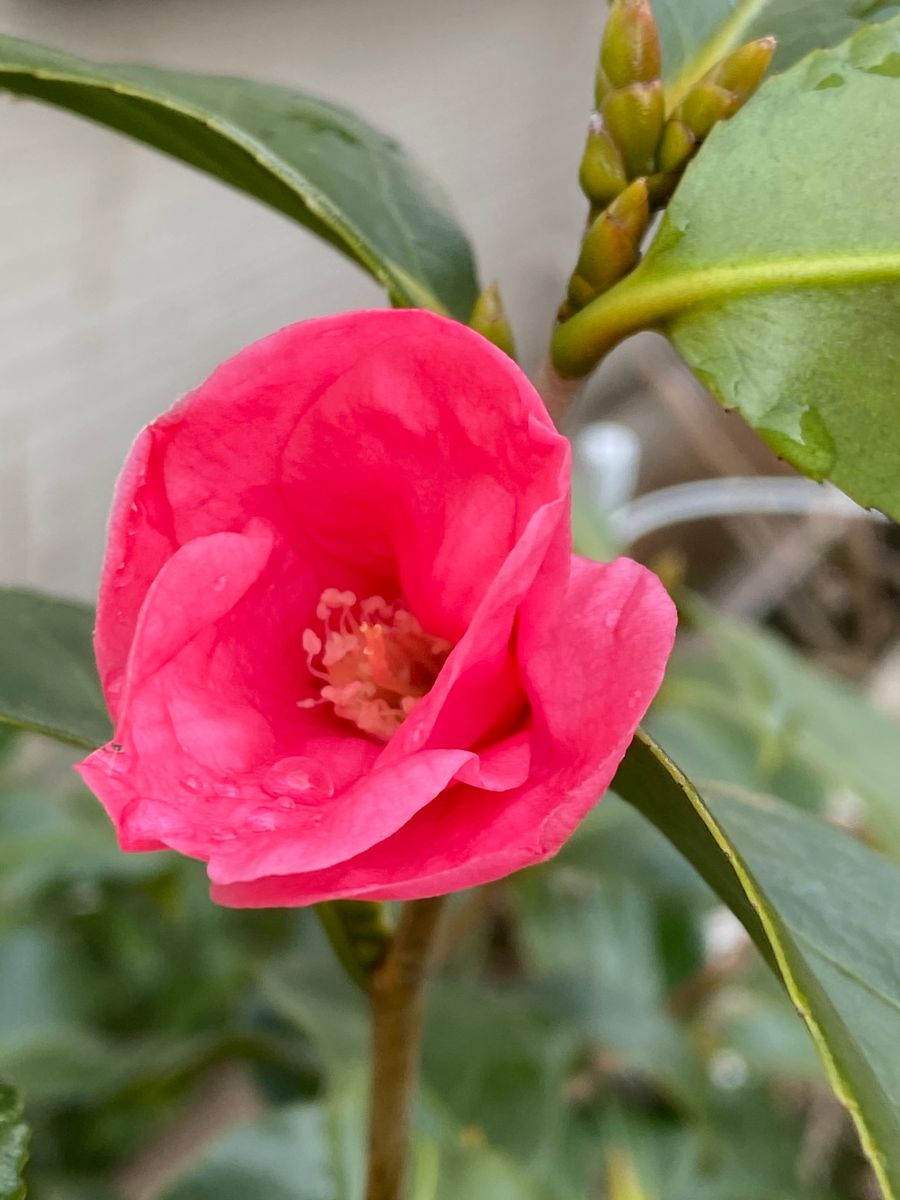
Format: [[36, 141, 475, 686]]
[[675, 37, 776, 142], [599, 0, 662, 95], [568, 178, 649, 307], [657, 118, 697, 174], [469, 281, 517, 359], [709, 36, 777, 101], [677, 81, 740, 140], [579, 117, 628, 206], [601, 80, 664, 178]]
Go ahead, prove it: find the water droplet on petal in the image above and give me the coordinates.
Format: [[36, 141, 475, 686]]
[[262, 756, 334, 803], [182, 775, 203, 792], [109, 742, 123, 753], [212, 574, 227, 592], [604, 608, 621, 629], [209, 827, 237, 842]]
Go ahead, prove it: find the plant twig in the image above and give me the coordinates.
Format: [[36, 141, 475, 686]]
[[364, 895, 447, 1200], [535, 358, 582, 428]]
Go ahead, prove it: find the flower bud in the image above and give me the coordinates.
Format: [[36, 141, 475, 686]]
[[598, 0, 662, 97], [656, 118, 697, 174], [709, 36, 777, 101], [676, 81, 740, 140], [674, 37, 776, 141], [601, 80, 664, 178], [567, 178, 649, 308], [469, 281, 516, 359], [579, 118, 628, 206]]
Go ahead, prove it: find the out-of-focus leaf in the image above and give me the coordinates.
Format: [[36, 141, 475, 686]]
[[516, 871, 703, 1109], [0, 36, 479, 319], [157, 1079, 553, 1200], [650, 606, 900, 852], [653, 0, 900, 106], [258, 919, 368, 1076], [595, 1102, 839, 1200], [0, 788, 168, 911], [159, 1103, 336, 1200], [0, 1083, 28, 1200], [0, 590, 109, 749], [421, 981, 576, 1172], [615, 730, 900, 1199], [557, 794, 713, 903], [0, 1027, 127, 1108], [415, 1100, 546, 1200], [556, 19, 900, 517]]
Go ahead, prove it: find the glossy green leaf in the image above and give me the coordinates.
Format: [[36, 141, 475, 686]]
[[653, 0, 900, 106], [0, 589, 110, 749], [0, 35, 479, 319], [614, 730, 900, 1198], [556, 18, 900, 517], [0, 1083, 28, 1200]]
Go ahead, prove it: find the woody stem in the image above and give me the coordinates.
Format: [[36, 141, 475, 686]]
[[535, 358, 582, 428], [364, 895, 448, 1200]]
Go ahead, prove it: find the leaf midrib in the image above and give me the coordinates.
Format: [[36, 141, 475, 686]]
[[554, 249, 900, 373]]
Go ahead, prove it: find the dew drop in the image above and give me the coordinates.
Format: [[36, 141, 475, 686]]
[[109, 742, 123, 753], [212, 574, 228, 592], [182, 775, 203, 792], [209, 827, 237, 842], [262, 756, 334, 802], [603, 608, 621, 629]]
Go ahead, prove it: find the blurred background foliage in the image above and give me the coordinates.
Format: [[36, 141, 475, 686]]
[[3, 537, 899, 1199]]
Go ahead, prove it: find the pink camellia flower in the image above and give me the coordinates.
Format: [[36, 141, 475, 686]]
[[77, 310, 675, 906]]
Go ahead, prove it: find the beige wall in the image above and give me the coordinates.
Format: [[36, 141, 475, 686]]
[[0, 0, 601, 598]]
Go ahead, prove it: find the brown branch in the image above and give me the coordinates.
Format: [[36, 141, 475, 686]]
[[364, 895, 447, 1200], [534, 358, 582, 429]]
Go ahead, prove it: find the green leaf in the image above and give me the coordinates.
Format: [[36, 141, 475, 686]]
[[614, 730, 900, 1199], [556, 18, 900, 517], [0, 1083, 28, 1200], [0, 589, 110, 749], [0, 35, 479, 319], [654, 0, 900, 106]]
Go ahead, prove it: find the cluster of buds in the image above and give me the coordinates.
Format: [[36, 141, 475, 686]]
[[562, 0, 775, 320]]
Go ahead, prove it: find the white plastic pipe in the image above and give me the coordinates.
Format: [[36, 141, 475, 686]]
[[611, 476, 885, 545]]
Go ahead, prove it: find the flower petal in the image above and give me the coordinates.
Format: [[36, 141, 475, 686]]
[[211, 557, 676, 905]]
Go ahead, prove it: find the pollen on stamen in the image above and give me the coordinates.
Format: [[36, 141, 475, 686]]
[[299, 588, 452, 741]]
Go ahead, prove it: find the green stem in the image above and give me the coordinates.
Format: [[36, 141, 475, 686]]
[[364, 896, 447, 1200], [551, 250, 900, 378]]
